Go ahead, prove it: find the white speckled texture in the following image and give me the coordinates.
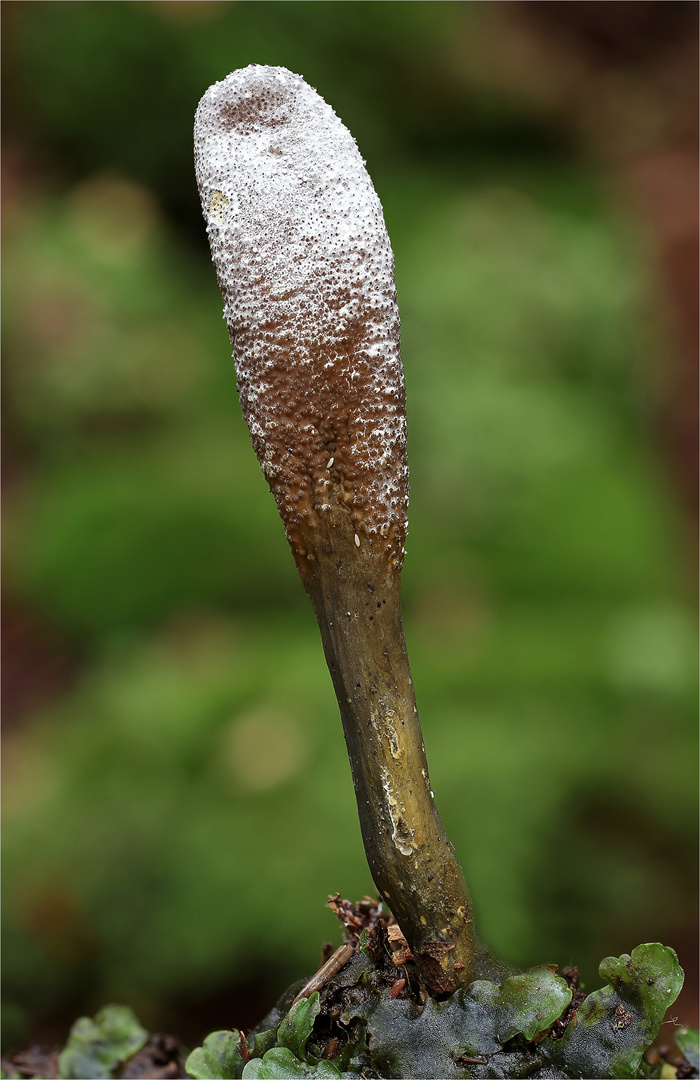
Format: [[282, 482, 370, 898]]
[[194, 66, 408, 563]]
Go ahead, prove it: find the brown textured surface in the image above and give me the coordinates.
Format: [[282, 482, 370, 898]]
[[194, 66, 408, 573]]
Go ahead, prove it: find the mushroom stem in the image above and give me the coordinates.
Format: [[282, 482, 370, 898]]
[[300, 507, 474, 993], [194, 64, 474, 993]]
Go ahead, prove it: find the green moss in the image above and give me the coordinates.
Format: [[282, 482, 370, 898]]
[[183, 941, 683, 1079]]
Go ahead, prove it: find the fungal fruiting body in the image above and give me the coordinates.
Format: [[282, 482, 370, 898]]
[[194, 65, 407, 572], [195, 65, 474, 993]]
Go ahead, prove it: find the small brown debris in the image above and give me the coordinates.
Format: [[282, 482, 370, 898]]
[[324, 1037, 341, 1060], [387, 924, 407, 944], [327, 894, 385, 941], [412, 941, 458, 996], [548, 967, 587, 1040], [386, 922, 413, 966], [611, 1003, 632, 1031], [238, 1032, 252, 1064], [292, 942, 357, 1003], [390, 979, 406, 998]]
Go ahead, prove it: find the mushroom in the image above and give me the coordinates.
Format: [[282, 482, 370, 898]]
[[194, 65, 474, 993]]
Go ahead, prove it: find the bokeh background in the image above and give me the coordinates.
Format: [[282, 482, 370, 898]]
[[2, 0, 697, 1054]]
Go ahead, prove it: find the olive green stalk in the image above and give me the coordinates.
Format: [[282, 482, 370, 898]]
[[301, 506, 474, 993]]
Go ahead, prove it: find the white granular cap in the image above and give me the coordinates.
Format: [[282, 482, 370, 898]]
[[194, 65, 408, 562]]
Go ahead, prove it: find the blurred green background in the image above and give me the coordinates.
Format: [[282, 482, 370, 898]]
[[2, 0, 697, 1054]]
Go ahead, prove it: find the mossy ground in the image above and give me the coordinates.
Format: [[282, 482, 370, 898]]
[[2, 920, 692, 1080], [184, 899, 692, 1080]]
